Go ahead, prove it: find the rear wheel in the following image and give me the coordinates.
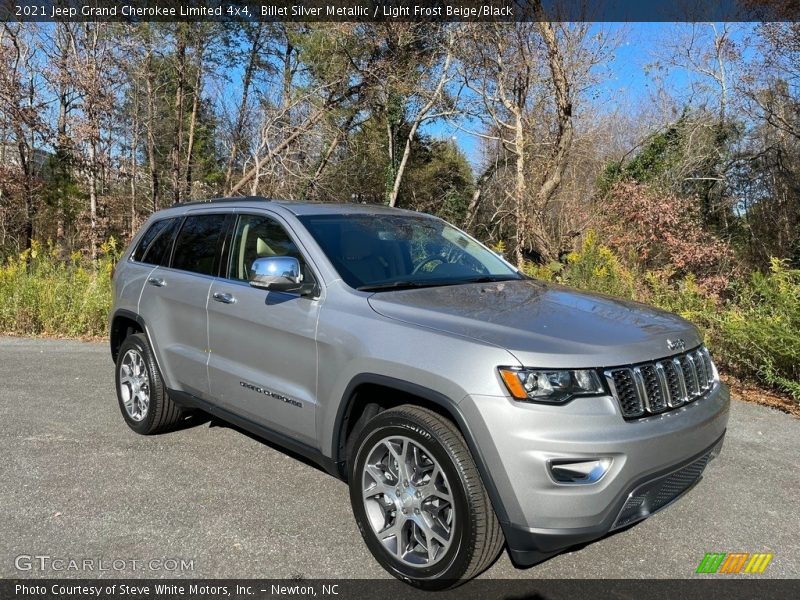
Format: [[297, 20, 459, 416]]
[[348, 405, 504, 589], [115, 333, 182, 434]]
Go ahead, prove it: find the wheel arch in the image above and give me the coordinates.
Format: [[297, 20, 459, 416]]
[[110, 309, 146, 362], [332, 373, 511, 527]]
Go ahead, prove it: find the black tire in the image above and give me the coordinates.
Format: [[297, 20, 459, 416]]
[[115, 333, 182, 435], [348, 405, 504, 589]]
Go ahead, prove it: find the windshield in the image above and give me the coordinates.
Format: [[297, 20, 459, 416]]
[[298, 213, 521, 291]]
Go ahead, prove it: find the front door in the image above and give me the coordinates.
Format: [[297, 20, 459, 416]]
[[207, 212, 321, 446]]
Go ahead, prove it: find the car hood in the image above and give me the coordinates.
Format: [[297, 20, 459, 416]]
[[367, 279, 702, 369]]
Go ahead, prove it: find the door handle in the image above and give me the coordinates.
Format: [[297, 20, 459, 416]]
[[212, 292, 236, 305], [147, 277, 166, 287]]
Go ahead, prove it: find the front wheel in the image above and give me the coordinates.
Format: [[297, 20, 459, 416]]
[[348, 405, 504, 589]]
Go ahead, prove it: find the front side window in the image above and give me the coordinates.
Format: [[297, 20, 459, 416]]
[[227, 214, 315, 288], [171, 214, 228, 276], [298, 213, 520, 290]]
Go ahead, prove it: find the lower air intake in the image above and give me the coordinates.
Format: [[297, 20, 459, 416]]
[[611, 451, 711, 530]]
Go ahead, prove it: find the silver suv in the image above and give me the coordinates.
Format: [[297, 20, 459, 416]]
[[110, 198, 729, 587]]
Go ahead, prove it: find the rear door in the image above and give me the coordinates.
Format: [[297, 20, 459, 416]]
[[116, 217, 180, 325], [138, 212, 232, 400], [207, 212, 322, 446]]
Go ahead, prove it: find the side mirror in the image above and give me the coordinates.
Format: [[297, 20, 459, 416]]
[[249, 256, 303, 292]]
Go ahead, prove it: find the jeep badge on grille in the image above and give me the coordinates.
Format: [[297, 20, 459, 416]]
[[667, 338, 686, 351]]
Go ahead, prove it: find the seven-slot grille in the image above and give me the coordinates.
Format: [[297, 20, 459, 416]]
[[605, 346, 716, 419]]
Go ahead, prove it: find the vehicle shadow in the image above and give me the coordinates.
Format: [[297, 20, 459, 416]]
[[165, 410, 212, 432], [204, 412, 332, 476]]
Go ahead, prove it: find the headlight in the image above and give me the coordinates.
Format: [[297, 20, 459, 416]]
[[498, 367, 605, 404]]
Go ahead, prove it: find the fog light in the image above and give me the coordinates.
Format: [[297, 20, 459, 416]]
[[548, 458, 611, 484]]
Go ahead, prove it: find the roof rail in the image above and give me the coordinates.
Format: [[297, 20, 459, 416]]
[[173, 196, 271, 207]]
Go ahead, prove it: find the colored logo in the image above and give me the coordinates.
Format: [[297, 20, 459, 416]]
[[696, 552, 773, 574]]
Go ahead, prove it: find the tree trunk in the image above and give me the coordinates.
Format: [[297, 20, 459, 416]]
[[387, 44, 453, 208], [4, 25, 36, 252], [55, 24, 71, 246], [224, 24, 262, 193], [512, 112, 527, 268], [170, 27, 187, 204], [533, 18, 573, 261], [184, 55, 202, 201], [384, 95, 399, 205], [463, 162, 497, 231], [387, 120, 419, 208], [16, 135, 34, 252], [130, 90, 139, 237], [145, 51, 159, 213], [87, 137, 98, 261], [76, 23, 104, 263]]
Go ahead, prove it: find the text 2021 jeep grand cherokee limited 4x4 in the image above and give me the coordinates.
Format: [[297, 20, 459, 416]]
[[110, 198, 729, 588]]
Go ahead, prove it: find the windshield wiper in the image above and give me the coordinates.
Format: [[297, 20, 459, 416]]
[[358, 275, 522, 292], [461, 275, 521, 284], [357, 280, 459, 292]]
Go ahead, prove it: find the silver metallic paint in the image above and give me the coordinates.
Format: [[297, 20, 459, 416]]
[[111, 199, 730, 554]]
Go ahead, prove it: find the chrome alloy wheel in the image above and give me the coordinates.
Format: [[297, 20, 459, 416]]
[[362, 435, 455, 567], [119, 349, 150, 422]]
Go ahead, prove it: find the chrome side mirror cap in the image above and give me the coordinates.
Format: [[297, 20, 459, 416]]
[[249, 256, 303, 292]]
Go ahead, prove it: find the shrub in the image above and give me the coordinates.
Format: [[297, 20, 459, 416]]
[[560, 230, 637, 299], [716, 259, 800, 399], [0, 239, 119, 337], [599, 181, 734, 295]]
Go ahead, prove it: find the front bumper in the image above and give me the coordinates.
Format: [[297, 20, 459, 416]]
[[459, 382, 730, 565]]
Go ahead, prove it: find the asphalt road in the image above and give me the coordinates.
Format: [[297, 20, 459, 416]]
[[1, 336, 798, 580]]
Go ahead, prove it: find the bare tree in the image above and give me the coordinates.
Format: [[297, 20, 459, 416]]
[[0, 23, 45, 252], [227, 24, 367, 196], [223, 23, 267, 193], [458, 18, 574, 265], [39, 23, 78, 245], [651, 23, 741, 125], [458, 10, 615, 266], [743, 23, 800, 141], [67, 22, 117, 260], [183, 25, 221, 201], [386, 28, 457, 207], [128, 79, 140, 237], [169, 25, 188, 204]]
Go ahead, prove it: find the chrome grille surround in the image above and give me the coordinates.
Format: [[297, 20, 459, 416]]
[[605, 345, 717, 419], [608, 369, 644, 418]]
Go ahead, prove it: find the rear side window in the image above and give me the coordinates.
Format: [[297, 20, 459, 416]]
[[171, 214, 228, 276], [131, 218, 180, 266]]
